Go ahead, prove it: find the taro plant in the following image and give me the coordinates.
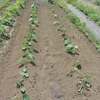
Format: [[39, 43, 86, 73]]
[[77, 76, 91, 94]]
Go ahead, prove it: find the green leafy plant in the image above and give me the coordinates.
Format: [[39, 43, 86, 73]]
[[17, 50, 35, 64], [67, 60, 81, 77], [52, 14, 57, 18], [23, 94, 30, 100], [63, 38, 69, 45], [20, 68, 29, 78], [53, 20, 61, 25], [16, 80, 26, 93], [72, 60, 81, 70], [77, 76, 91, 94], [66, 44, 78, 53]]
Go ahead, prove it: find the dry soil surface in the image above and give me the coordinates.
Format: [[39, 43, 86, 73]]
[[0, 0, 100, 100]]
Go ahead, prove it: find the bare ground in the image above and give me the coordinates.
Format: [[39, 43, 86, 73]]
[[0, 0, 100, 100]]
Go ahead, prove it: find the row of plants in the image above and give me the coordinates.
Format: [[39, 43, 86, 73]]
[[54, 0, 100, 51], [51, 1, 91, 94], [0, 0, 12, 9], [67, 0, 100, 25], [0, 0, 27, 42], [12, 2, 38, 100]]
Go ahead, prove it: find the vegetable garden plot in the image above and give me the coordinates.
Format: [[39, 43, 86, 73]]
[[0, 0, 100, 100]]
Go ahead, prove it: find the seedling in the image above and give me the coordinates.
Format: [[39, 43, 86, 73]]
[[63, 38, 69, 45], [61, 32, 66, 36], [72, 60, 82, 70], [23, 94, 30, 100], [17, 50, 35, 63], [58, 27, 66, 32], [67, 60, 81, 77], [66, 44, 78, 53], [51, 8, 54, 12], [52, 14, 57, 18], [12, 94, 30, 100], [16, 80, 26, 93], [20, 68, 29, 78], [53, 20, 61, 25], [77, 76, 91, 94]]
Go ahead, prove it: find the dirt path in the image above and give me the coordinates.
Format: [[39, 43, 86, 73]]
[[0, 1, 100, 100], [67, 4, 100, 39]]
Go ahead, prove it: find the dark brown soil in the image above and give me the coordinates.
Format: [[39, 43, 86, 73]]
[[0, 0, 100, 100]]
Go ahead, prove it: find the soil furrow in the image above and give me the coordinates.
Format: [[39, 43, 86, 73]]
[[31, 3, 67, 100]]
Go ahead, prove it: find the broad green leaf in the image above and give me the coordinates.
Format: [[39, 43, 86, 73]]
[[23, 94, 30, 100], [66, 44, 78, 52], [63, 38, 69, 44], [17, 57, 23, 62], [12, 94, 18, 99], [27, 51, 34, 61], [27, 40, 32, 46], [20, 72, 29, 78], [66, 44, 75, 52], [30, 30, 37, 38], [20, 72, 25, 77], [20, 85, 26, 92], [24, 73, 29, 78], [33, 18, 38, 23]]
